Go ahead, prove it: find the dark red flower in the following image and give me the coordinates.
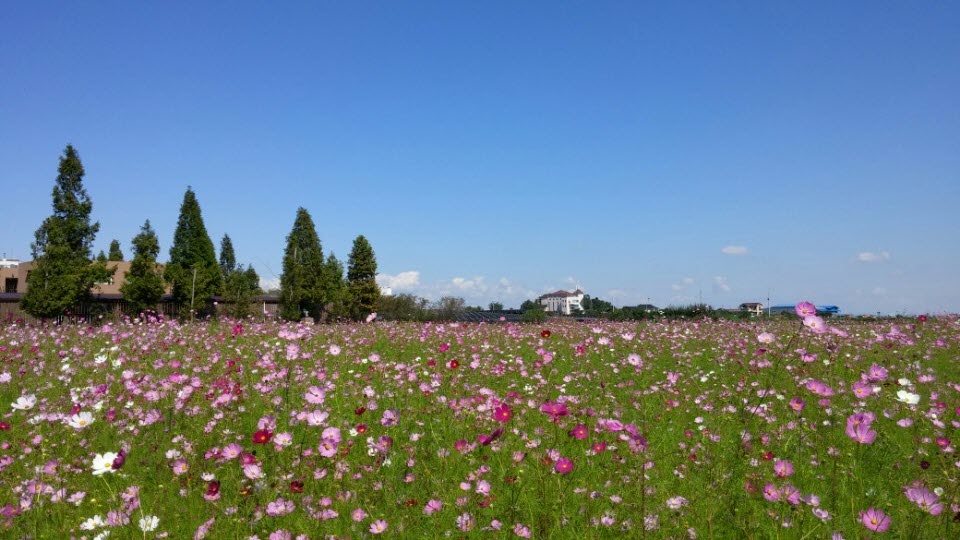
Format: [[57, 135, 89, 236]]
[[355, 406, 366, 416], [289, 480, 304, 493], [111, 450, 126, 470], [253, 429, 273, 445], [449, 359, 460, 369], [206, 480, 221, 497], [0, 421, 10, 431], [356, 423, 368, 434], [541, 329, 552, 338]]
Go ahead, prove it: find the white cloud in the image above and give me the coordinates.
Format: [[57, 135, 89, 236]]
[[857, 251, 890, 263], [671, 277, 695, 291], [721, 245, 749, 256], [712, 276, 731, 293], [376, 271, 421, 290], [259, 277, 281, 291], [450, 276, 487, 294]]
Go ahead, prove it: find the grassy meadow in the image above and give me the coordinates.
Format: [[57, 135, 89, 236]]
[[1, 312, 959, 539]]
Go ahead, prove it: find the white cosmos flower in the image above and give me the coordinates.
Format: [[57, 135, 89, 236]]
[[896, 390, 920, 405], [91, 452, 118, 475], [139, 515, 160, 532], [12, 394, 36, 410], [80, 515, 106, 530], [68, 411, 95, 429]]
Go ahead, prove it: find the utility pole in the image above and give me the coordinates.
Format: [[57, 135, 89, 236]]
[[190, 266, 197, 322]]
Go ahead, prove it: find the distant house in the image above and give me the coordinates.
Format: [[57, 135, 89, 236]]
[[538, 289, 585, 315], [739, 302, 764, 316], [769, 304, 841, 317], [624, 304, 659, 312], [0, 260, 147, 296]]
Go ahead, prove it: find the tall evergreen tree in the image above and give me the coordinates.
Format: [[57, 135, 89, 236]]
[[223, 264, 262, 318], [121, 220, 165, 315], [21, 145, 105, 319], [279, 208, 324, 320], [108, 239, 124, 261], [346, 235, 380, 320], [164, 188, 221, 318], [96, 250, 108, 262], [320, 252, 348, 320], [219, 234, 236, 280]]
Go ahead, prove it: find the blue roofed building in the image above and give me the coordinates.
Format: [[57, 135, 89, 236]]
[[769, 304, 841, 316]]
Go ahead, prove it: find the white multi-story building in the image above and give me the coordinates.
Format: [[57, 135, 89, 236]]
[[538, 289, 585, 315]]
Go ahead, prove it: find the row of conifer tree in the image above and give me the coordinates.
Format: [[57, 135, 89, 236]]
[[19, 145, 379, 321]]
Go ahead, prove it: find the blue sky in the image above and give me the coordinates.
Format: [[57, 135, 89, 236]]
[[2, 2, 958, 314]]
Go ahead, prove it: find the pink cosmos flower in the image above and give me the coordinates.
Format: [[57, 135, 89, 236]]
[[781, 484, 802, 505], [757, 332, 775, 344], [456, 512, 475, 532], [865, 364, 888, 382], [351, 508, 367, 522], [222, 443, 243, 460], [773, 459, 794, 478], [762, 483, 780, 502], [243, 463, 264, 480], [904, 486, 942, 515], [803, 315, 827, 334], [860, 507, 891, 533], [424, 499, 443, 515], [789, 398, 806, 412], [846, 422, 877, 444], [265, 498, 295, 517], [795, 302, 816, 318], [381, 409, 399, 427], [304, 386, 325, 404], [369, 519, 388, 534], [851, 381, 873, 399], [554, 457, 574, 474]]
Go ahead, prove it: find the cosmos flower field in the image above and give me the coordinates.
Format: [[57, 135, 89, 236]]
[[2, 310, 959, 539]]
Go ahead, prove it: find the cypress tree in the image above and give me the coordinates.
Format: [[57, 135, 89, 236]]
[[279, 208, 324, 320], [21, 145, 104, 319], [219, 234, 236, 280], [164, 188, 221, 318], [121, 220, 165, 315], [346, 234, 380, 320], [320, 252, 347, 319], [224, 264, 261, 318], [108, 239, 124, 261], [96, 250, 108, 262]]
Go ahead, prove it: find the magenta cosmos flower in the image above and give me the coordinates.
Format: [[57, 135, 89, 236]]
[[540, 401, 569, 420], [860, 507, 891, 532], [554, 457, 574, 474], [493, 404, 512, 423]]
